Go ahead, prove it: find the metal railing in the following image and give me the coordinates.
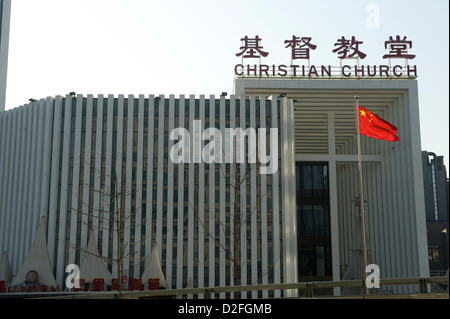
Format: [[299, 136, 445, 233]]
[[2, 276, 446, 299]]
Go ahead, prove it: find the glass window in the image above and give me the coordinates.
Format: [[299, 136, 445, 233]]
[[324, 205, 330, 237], [312, 165, 324, 196], [302, 205, 313, 236], [316, 246, 325, 276], [313, 205, 325, 237], [296, 162, 331, 278], [298, 246, 314, 276], [302, 166, 312, 197]]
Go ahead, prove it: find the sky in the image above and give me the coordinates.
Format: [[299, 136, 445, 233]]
[[4, 0, 449, 169]]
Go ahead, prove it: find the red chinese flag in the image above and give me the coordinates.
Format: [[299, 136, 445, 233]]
[[358, 105, 399, 141]]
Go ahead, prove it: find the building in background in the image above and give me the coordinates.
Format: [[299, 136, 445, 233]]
[[0, 0, 11, 112], [422, 151, 449, 276]]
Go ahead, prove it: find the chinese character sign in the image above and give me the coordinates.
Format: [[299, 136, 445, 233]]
[[93, 278, 105, 291], [333, 36, 367, 59], [234, 35, 417, 78], [236, 36, 269, 58], [383, 35, 416, 59], [284, 36, 317, 59]]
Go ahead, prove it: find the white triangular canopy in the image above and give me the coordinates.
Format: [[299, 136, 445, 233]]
[[0, 251, 13, 283], [11, 217, 57, 287], [79, 230, 113, 284], [140, 242, 168, 288]]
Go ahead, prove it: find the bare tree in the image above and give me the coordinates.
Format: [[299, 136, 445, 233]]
[[72, 156, 140, 292], [193, 161, 269, 297]]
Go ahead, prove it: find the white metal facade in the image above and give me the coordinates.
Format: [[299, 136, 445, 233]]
[[235, 78, 429, 294], [0, 94, 297, 297], [0, 77, 430, 296]]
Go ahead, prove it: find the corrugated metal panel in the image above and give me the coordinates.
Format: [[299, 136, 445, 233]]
[[0, 94, 290, 297]]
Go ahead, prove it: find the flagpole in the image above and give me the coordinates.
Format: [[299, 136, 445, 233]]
[[355, 95, 369, 295]]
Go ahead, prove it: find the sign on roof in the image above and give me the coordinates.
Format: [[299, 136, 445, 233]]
[[234, 35, 417, 79]]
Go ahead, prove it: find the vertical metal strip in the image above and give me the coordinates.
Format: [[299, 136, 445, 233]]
[[134, 95, 144, 278], [287, 97, 298, 292], [228, 95, 235, 296], [176, 95, 185, 290], [198, 95, 205, 293], [156, 95, 165, 259], [239, 94, 247, 295], [32, 100, 46, 234], [280, 97, 291, 296], [124, 95, 134, 279], [219, 94, 226, 297], [102, 95, 114, 264], [187, 94, 195, 295], [40, 97, 55, 221], [15, 107, 28, 271], [166, 95, 175, 287], [208, 95, 215, 291], [25, 103, 38, 250], [80, 95, 93, 252], [8, 109, 19, 266], [55, 96, 73, 285], [145, 95, 155, 258], [0, 112, 8, 252], [92, 95, 104, 242], [39, 97, 55, 263], [29, 103, 38, 252], [47, 96, 62, 271], [259, 95, 268, 297], [113, 94, 124, 278], [68, 95, 83, 266], [250, 95, 257, 297]]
